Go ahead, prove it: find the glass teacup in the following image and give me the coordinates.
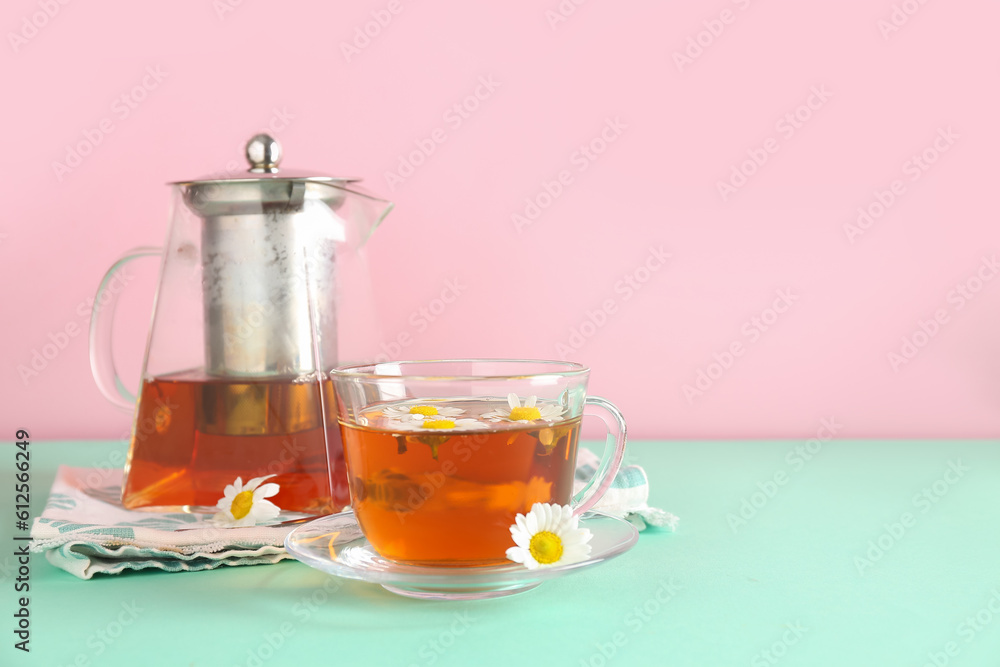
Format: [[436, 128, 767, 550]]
[[330, 359, 627, 567]]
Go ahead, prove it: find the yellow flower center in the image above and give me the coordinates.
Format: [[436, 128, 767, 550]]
[[528, 531, 563, 564], [510, 407, 541, 421], [422, 420, 455, 430], [230, 490, 255, 520], [409, 405, 438, 416]]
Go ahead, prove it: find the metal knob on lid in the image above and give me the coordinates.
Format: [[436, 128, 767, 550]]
[[246, 133, 282, 173]]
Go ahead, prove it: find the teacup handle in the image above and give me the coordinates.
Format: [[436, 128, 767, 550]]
[[572, 396, 628, 516]]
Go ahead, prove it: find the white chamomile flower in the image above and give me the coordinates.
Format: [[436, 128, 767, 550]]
[[482, 393, 565, 423], [381, 403, 465, 423], [388, 417, 488, 432], [212, 474, 281, 527], [506, 502, 592, 570]]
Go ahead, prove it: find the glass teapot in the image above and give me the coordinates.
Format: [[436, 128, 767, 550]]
[[89, 134, 393, 515]]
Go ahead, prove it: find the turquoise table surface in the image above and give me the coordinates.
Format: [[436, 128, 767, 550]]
[[3, 439, 1000, 667]]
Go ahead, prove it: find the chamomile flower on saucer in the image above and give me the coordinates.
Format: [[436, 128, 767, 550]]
[[212, 474, 281, 527], [506, 503, 592, 570], [381, 403, 465, 423], [482, 393, 565, 423], [388, 417, 488, 432]]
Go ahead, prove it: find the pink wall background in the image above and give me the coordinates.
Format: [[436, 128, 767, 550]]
[[2, 0, 1000, 441]]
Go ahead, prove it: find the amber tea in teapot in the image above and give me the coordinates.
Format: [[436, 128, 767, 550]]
[[123, 371, 348, 513]]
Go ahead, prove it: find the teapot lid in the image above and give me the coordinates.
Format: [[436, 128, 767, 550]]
[[176, 134, 380, 218], [174, 133, 361, 186]]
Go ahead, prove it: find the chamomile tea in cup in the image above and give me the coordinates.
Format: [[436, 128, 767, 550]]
[[330, 360, 627, 567]]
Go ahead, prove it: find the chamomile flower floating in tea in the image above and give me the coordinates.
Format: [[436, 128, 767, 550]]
[[212, 474, 282, 527], [383, 415, 490, 459], [506, 502, 593, 570], [381, 404, 466, 422], [483, 393, 566, 423], [387, 417, 488, 432]]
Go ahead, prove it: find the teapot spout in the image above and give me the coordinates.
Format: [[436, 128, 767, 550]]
[[326, 182, 393, 245]]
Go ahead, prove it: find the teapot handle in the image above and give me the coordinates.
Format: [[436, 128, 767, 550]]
[[89, 247, 162, 412]]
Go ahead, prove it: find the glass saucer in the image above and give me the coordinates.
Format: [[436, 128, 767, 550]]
[[284, 509, 639, 600]]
